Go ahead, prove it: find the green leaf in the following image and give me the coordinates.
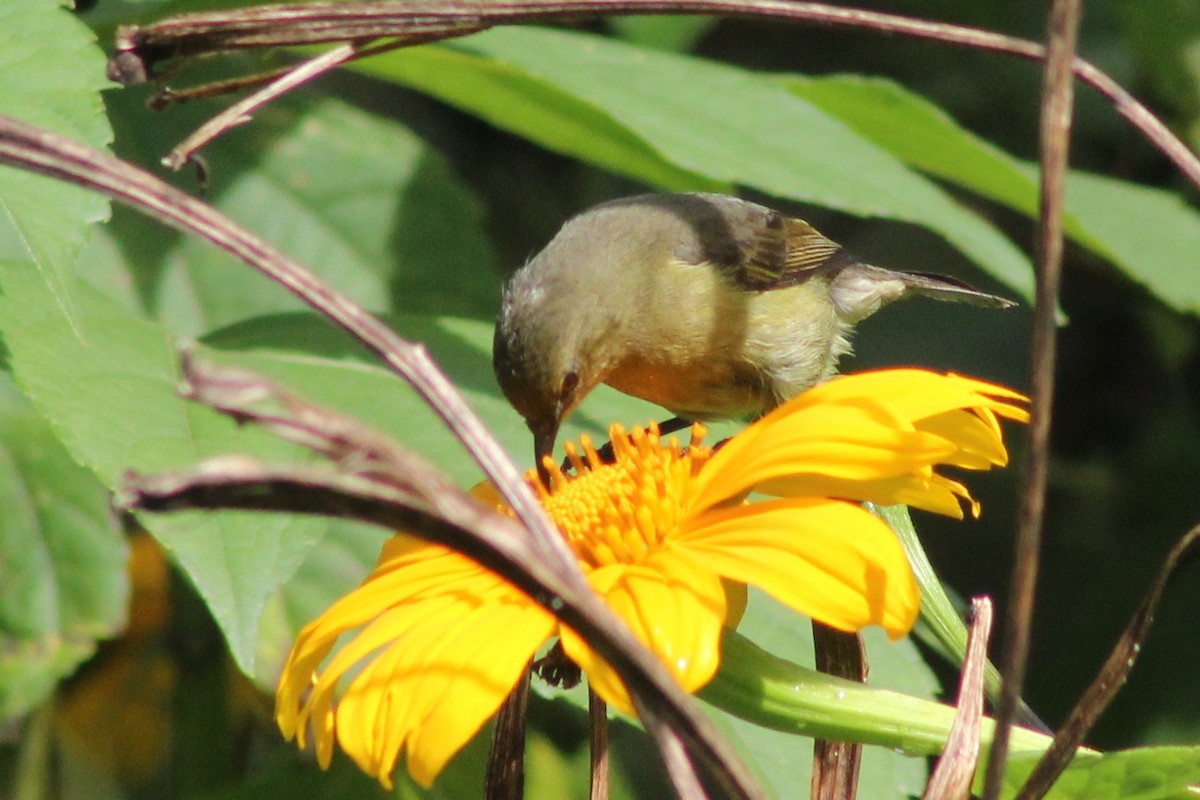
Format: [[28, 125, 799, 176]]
[[2, 89, 497, 672], [351, 27, 1033, 297], [1001, 746, 1200, 800], [787, 74, 1200, 314], [0, 260, 330, 674], [0, 375, 126, 722], [0, 0, 119, 721], [786, 75, 1049, 229], [0, 0, 112, 334], [348, 41, 717, 194], [1056, 170, 1200, 314], [608, 15, 718, 53], [97, 92, 497, 334]]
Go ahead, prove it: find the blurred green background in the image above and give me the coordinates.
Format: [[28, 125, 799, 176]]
[[2, 0, 1200, 797]]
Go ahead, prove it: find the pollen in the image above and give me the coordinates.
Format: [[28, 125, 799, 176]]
[[535, 423, 710, 568]]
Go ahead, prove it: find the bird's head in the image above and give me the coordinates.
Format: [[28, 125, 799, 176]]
[[493, 264, 597, 463]]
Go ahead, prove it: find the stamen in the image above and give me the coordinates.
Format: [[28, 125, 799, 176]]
[[540, 455, 567, 493], [535, 422, 715, 570], [564, 441, 587, 475], [581, 434, 603, 470]]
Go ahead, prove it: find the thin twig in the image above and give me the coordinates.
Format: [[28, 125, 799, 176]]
[[589, 692, 611, 800], [164, 42, 364, 170], [145, 35, 456, 109], [809, 625, 865, 800], [923, 598, 992, 800], [486, 674, 531, 800], [984, 1, 1082, 798], [106, 0, 1052, 59], [1013, 523, 1200, 800], [628, 698, 709, 799], [109, 0, 1200, 192]]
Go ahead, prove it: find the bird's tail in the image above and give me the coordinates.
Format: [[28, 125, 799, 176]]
[[829, 263, 1015, 323], [898, 270, 1016, 309]]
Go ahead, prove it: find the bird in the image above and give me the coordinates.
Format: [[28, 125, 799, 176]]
[[493, 192, 1014, 462]]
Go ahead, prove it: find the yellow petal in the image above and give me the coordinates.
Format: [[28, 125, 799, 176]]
[[723, 580, 749, 630], [695, 403, 957, 509], [916, 409, 1010, 469], [337, 589, 553, 788], [335, 599, 465, 782], [276, 537, 432, 757], [693, 370, 1025, 514], [675, 498, 919, 639], [277, 536, 478, 749], [802, 369, 1029, 424], [560, 549, 727, 713], [752, 471, 976, 519], [275, 536, 554, 789]]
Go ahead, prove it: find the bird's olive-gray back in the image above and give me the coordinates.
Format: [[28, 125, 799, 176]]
[[589, 193, 774, 275]]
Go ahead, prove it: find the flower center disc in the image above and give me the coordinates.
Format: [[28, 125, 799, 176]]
[[537, 425, 709, 569]]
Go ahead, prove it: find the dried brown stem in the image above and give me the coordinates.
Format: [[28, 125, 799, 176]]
[[923, 598, 992, 800], [109, 0, 1200, 192], [983, 1, 1082, 798], [1013, 523, 1200, 800], [145, 35, 453, 109], [589, 691, 611, 800], [487, 675, 531, 800], [809, 624, 865, 800], [163, 42, 363, 170]]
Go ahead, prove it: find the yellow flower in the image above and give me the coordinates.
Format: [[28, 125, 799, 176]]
[[275, 369, 1027, 789]]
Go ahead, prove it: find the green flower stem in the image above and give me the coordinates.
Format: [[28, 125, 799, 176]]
[[703, 629, 1057, 760], [870, 503, 1009, 709]]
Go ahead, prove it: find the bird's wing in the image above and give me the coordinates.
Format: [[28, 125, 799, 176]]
[[738, 213, 854, 290]]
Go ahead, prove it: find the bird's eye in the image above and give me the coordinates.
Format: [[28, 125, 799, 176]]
[[560, 370, 580, 401]]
